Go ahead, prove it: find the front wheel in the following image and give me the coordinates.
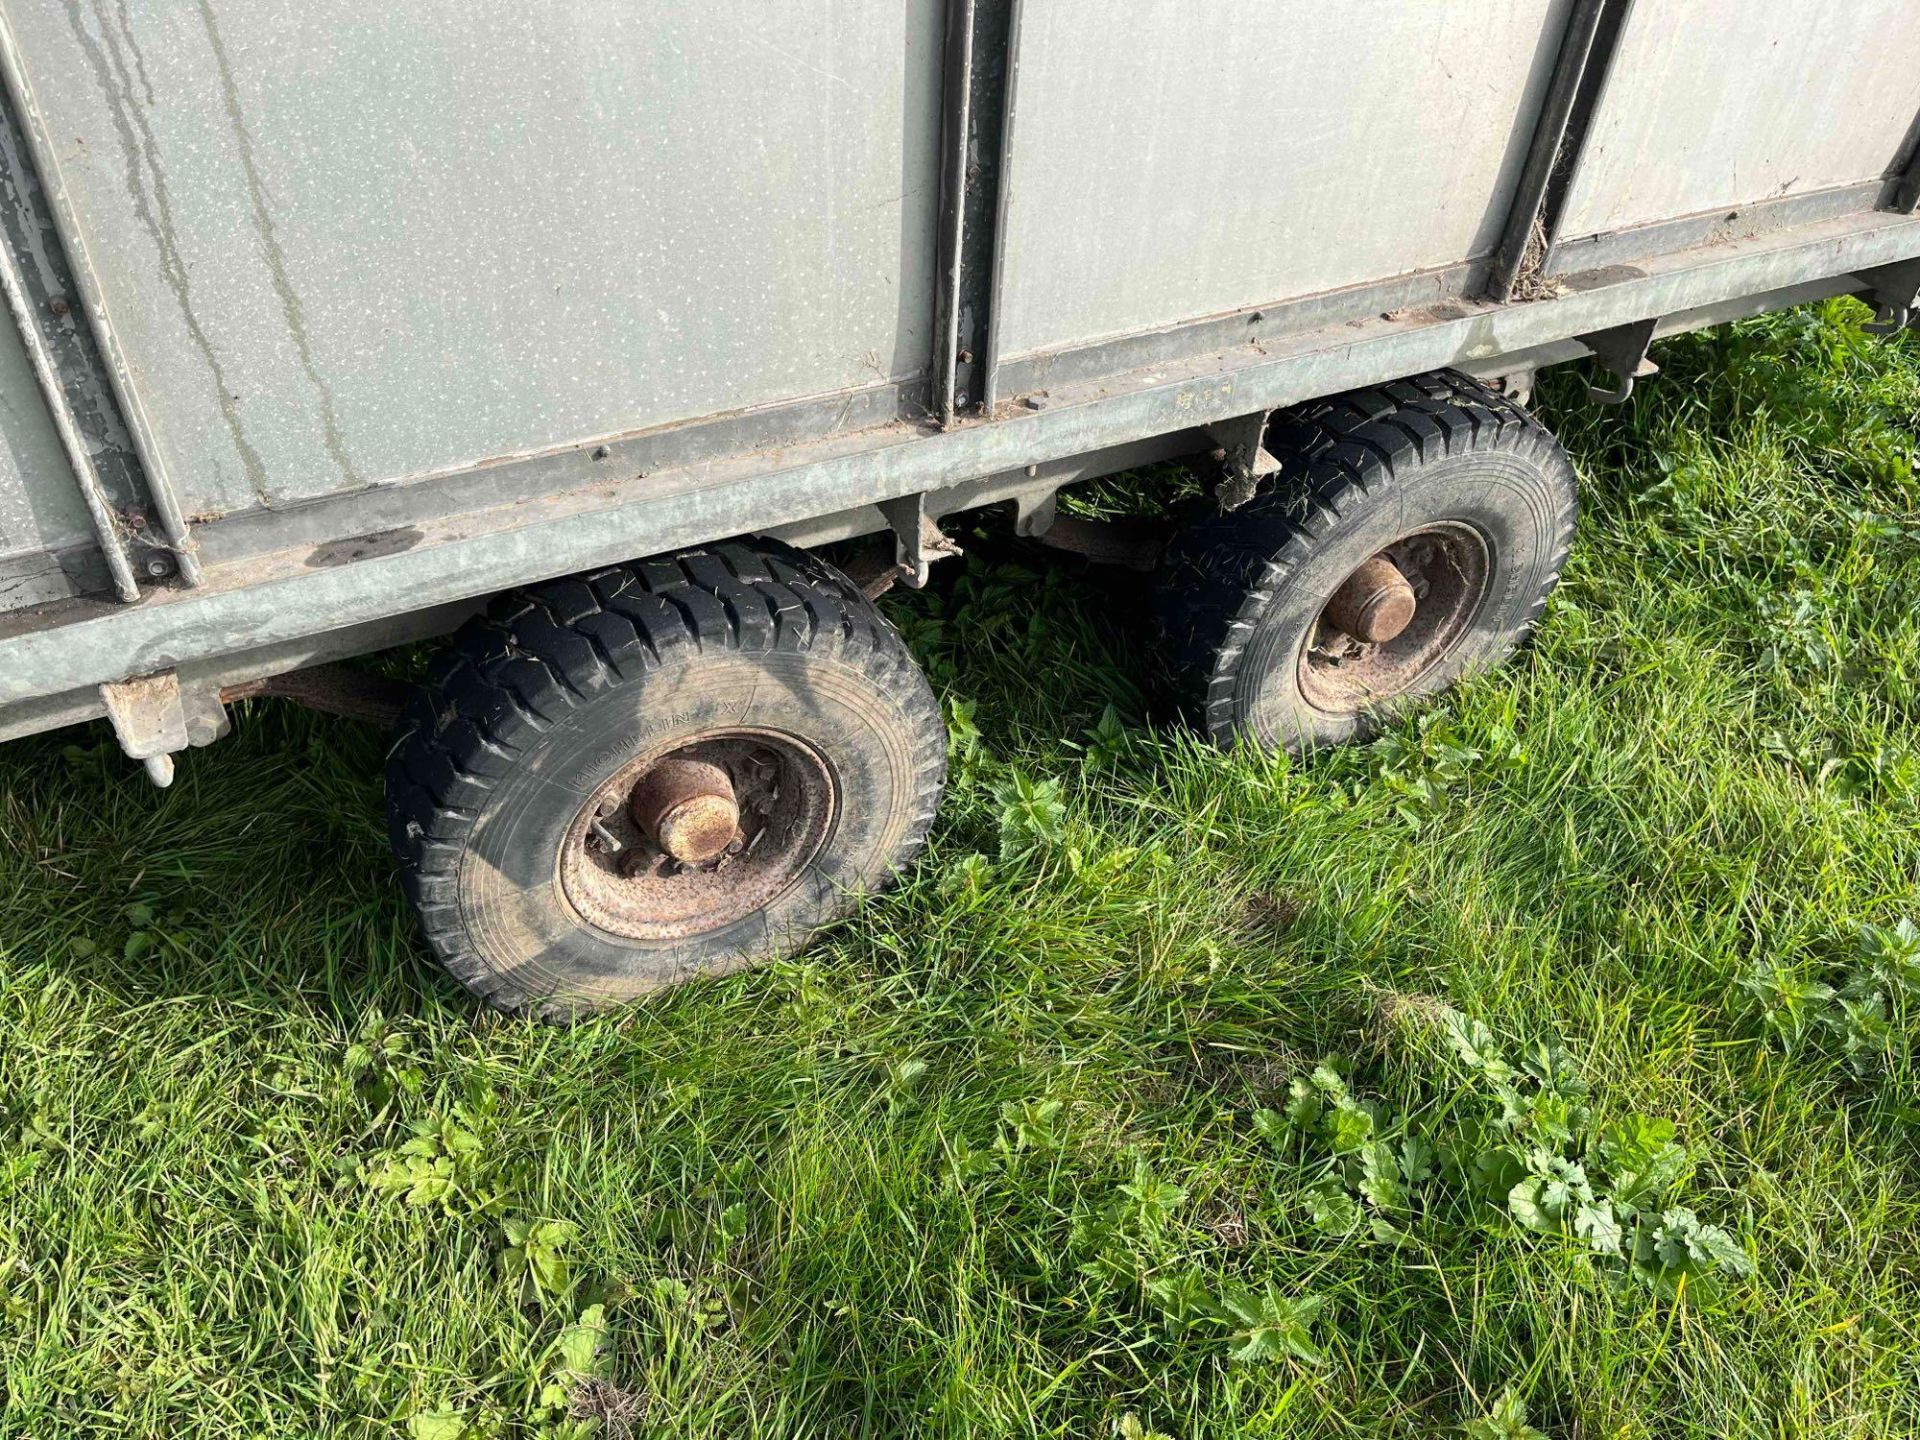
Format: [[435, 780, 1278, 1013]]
[[1156, 371, 1577, 752], [386, 539, 946, 1019]]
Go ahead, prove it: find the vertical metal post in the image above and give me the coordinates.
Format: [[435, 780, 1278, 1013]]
[[930, 0, 1018, 425], [0, 236, 137, 599], [978, 0, 1023, 416], [0, 10, 200, 585], [1888, 111, 1920, 215], [933, 0, 977, 427], [1485, 0, 1635, 302]]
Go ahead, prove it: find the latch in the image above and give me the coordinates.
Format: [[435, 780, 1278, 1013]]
[[1579, 317, 1661, 405], [98, 669, 228, 786], [876, 491, 964, 590]]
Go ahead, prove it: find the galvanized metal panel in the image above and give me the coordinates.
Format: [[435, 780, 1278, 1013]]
[[1557, 0, 1920, 245], [0, 0, 944, 517], [989, 0, 1576, 366]]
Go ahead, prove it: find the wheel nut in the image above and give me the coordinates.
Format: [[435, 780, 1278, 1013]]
[[1325, 555, 1418, 644], [630, 759, 740, 866]]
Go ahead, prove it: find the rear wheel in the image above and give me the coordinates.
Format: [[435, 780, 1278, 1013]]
[[386, 538, 946, 1018], [1157, 371, 1577, 752]]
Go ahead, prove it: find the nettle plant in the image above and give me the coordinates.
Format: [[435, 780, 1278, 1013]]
[[1256, 1007, 1754, 1300], [958, 1099, 1335, 1371], [1743, 918, 1919, 1077], [1069, 1161, 1329, 1368], [982, 1006, 1755, 1382], [1362, 712, 1528, 831]]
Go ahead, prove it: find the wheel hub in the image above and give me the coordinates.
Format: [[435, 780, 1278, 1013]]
[[559, 731, 835, 942], [1295, 522, 1492, 714], [1324, 554, 1418, 644], [630, 758, 740, 865]]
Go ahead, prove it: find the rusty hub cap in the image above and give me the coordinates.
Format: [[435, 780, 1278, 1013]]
[[630, 759, 740, 865], [560, 732, 835, 942], [1296, 523, 1492, 714], [1323, 555, 1418, 644]]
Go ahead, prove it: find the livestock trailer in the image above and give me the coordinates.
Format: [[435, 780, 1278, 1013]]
[[0, 1, 1916, 1014]]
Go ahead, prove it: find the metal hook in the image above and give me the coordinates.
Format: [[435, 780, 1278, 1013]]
[[1864, 304, 1914, 337], [1586, 371, 1638, 405], [1579, 317, 1661, 407]]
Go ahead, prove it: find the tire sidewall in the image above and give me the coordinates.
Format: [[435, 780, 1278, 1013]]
[[455, 647, 930, 1006], [1236, 449, 1563, 750]]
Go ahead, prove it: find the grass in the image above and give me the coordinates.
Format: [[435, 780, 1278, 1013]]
[[4, 300, 1920, 1439]]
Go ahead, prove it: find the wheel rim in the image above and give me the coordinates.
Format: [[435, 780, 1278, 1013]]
[[1294, 522, 1492, 715], [558, 729, 836, 942]]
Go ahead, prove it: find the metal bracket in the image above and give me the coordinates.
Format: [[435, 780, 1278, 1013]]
[[1580, 316, 1661, 404], [876, 492, 964, 589], [1487, 369, 1538, 408], [1205, 411, 1282, 511], [1486, 0, 1637, 303], [1858, 257, 1920, 335], [98, 669, 229, 787], [1014, 487, 1058, 538]]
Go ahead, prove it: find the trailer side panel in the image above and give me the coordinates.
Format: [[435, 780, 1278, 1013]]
[[1554, 0, 1920, 255], [1, 0, 945, 517], [988, 0, 1576, 366]]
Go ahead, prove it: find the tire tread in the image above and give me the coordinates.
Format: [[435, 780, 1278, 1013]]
[[1157, 369, 1577, 745], [386, 536, 946, 1018]]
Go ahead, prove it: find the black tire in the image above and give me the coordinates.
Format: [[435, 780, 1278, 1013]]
[[1157, 370, 1576, 752], [386, 538, 946, 1018]]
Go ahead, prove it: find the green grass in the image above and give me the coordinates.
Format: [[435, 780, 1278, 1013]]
[[4, 301, 1920, 1439]]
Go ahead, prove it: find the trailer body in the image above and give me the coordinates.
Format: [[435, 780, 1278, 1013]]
[[0, 0, 1917, 752]]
